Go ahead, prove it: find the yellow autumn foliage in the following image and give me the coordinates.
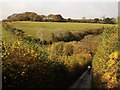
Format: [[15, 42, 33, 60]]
[[98, 58, 104, 62], [107, 75, 118, 88], [109, 51, 118, 60], [92, 26, 119, 88], [102, 72, 111, 80], [106, 59, 116, 67]]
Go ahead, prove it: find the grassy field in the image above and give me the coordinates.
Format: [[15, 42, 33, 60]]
[[2, 29, 17, 42], [8, 21, 115, 41]]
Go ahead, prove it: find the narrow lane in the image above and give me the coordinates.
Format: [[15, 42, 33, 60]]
[[69, 70, 92, 90]]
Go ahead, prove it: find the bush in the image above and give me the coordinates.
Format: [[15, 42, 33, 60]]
[[2, 40, 71, 88], [51, 42, 65, 56], [103, 18, 115, 24], [63, 43, 73, 56], [2, 39, 92, 88], [92, 26, 120, 88], [59, 55, 91, 75], [53, 31, 73, 42]]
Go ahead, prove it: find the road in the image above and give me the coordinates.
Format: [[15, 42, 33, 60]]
[[69, 70, 92, 90]]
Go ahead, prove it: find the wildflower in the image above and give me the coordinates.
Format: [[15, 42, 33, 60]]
[[107, 59, 116, 67], [99, 58, 104, 62], [1, 55, 3, 58], [4, 77, 6, 79], [109, 51, 118, 60], [18, 41, 20, 45], [107, 76, 118, 88], [111, 76, 117, 81], [23, 65, 26, 67], [102, 72, 111, 80], [21, 71, 25, 76], [28, 34, 31, 37], [31, 50, 34, 53], [114, 51, 118, 59]]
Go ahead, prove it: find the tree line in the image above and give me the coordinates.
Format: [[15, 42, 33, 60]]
[[3, 12, 117, 24]]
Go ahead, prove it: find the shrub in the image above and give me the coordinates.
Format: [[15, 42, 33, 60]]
[[51, 42, 64, 56], [63, 43, 73, 56], [103, 18, 115, 24], [52, 31, 73, 42], [92, 26, 120, 88], [2, 39, 92, 88], [2, 40, 70, 88]]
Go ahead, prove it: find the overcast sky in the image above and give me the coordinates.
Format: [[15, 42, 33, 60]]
[[0, 0, 119, 20]]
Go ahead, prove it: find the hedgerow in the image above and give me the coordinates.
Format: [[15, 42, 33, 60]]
[[92, 26, 120, 88], [2, 40, 71, 88]]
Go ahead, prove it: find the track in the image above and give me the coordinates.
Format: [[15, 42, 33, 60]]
[[69, 69, 92, 90]]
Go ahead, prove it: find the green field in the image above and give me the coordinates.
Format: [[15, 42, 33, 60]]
[[2, 22, 18, 43], [8, 21, 115, 41]]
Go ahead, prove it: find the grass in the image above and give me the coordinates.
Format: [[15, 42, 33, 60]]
[[8, 21, 115, 41], [2, 29, 17, 42], [2, 24, 46, 52]]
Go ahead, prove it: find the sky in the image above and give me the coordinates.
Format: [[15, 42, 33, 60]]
[[0, 0, 119, 20]]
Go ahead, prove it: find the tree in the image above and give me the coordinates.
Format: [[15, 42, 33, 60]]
[[67, 18, 72, 22], [6, 12, 42, 21], [94, 18, 99, 23], [53, 14, 64, 22], [103, 17, 115, 24]]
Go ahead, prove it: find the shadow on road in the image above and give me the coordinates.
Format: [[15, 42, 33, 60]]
[[69, 69, 92, 90]]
